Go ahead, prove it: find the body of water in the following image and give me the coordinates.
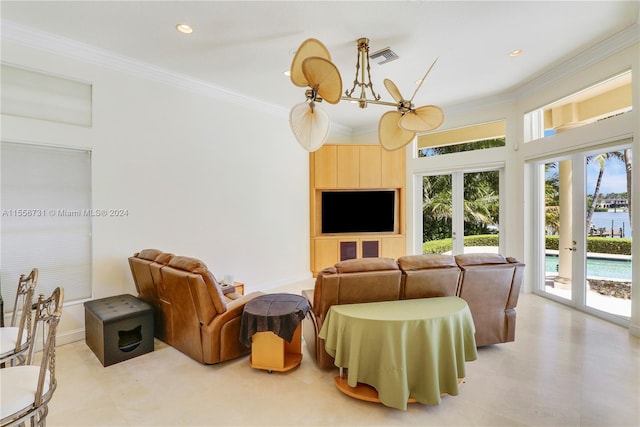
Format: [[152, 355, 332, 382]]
[[591, 211, 632, 237], [546, 254, 631, 280]]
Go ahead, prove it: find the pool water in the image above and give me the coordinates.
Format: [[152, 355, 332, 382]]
[[545, 254, 631, 281]]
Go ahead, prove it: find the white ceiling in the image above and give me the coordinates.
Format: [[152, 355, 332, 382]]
[[1, 1, 638, 134]]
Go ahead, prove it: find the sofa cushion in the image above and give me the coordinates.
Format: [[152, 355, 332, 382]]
[[398, 254, 457, 271], [455, 253, 507, 267], [335, 257, 398, 274], [136, 248, 173, 265], [168, 255, 206, 271], [168, 256, 227, 314], [137, 248, 164, 261]]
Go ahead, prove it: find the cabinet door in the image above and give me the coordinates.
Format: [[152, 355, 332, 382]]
[[381, 236, 406, 259], [361, 240, 380, 258], [381, 146, 405, 188], [314, 239, 339, 272], [337, 145, 360, 188], [339, 240, 358, 261], [359, 145, 381, 188], [314, 145, 337, 188]]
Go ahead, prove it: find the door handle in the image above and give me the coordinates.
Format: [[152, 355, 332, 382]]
[[564, 240, 577, 251]]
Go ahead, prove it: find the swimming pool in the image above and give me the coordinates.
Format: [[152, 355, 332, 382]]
[[545, 254, 631, 281]]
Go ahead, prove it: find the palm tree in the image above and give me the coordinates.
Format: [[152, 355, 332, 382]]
[[585, 151, 625, 233], [545, 162, 560, 234], [422, 171, 499, 242], [423, 175, 453, 241]]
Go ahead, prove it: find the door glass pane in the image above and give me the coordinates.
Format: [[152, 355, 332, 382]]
[[463, 170, 499, 254], [422, 174, 452, 254], [544, 160, 572, 300], [584, 149, 632, 317]]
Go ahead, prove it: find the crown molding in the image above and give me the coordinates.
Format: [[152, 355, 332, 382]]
[[0, 19, 291, 121], [515, 23, 639, 99]]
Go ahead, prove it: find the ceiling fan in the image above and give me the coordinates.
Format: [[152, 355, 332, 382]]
[[288, 37, 444, 152], [378, 59, 445, 150]]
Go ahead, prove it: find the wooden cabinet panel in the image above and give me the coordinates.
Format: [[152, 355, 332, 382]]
[[337, 145, 359, 188], [314, 145, 337, 188], [380, 236, 406, 259], [381, 146, 405, 188], [359, 145, 381, 188], [314, 239, 339, 272]]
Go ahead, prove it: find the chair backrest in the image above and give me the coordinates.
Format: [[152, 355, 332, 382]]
[[157, 256, 227, 362], [129, 249, 174, 341], [454, 253, 525, 345], [27, 287, 64, 408], [10, 268, 38, 327], [129, 249, 173, 305], [313, 258, 402, 318], [398, 254, 461, 299], [10, 269, 38, 357]]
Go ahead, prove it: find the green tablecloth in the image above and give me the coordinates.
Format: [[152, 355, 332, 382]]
[[318, 296, 477, 410]]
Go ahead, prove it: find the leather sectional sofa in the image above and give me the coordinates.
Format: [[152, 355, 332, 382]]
[[128, 249, 264, 364], [302, 253, 524, 369]]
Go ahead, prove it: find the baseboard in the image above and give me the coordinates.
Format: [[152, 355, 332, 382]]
[[57, 328, 85, 346]]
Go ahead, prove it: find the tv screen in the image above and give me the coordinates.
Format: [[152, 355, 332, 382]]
[[321, 190, 395, 233]]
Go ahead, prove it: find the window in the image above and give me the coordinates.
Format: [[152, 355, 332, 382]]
[[1, 142, 92, 310], [1, 64, 92, 127], [524, 71, 632, 142]]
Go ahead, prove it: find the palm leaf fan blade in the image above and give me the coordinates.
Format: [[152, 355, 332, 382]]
[[302, 57, 343, 104], [399, 105, 445, 132], [378, 111, 415, 151], [289, 102, 330, 152], [384, 79, 403, 103], [290, 38, 331, 87]]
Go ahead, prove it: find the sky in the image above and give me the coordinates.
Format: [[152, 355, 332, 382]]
[[586, 156, 629, 196], [545, 152, 630, 197]]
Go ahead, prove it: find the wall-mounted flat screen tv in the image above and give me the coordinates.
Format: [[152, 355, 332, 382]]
[[321, 190, 395, 234]]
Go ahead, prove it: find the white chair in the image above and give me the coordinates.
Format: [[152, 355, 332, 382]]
[[0, 269, 38, 366], [0, 287, 64, 427]]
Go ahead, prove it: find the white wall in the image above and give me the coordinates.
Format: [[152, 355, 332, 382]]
[[1, 39, 311, 343]]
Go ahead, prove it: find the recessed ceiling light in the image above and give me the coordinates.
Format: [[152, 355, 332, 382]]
[[509, 49, 523, 57], [176, 24, 193, 34], [283, 70, 291, 77]]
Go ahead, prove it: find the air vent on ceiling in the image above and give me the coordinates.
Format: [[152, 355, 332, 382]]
[[369, 47, 399, 65]]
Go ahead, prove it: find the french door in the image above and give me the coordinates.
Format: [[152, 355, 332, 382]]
[[534, 144, 632, 323], [421, 168, 502, 255]]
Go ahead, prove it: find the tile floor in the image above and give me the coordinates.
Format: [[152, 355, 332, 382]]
[[46, 279, 639, 426]]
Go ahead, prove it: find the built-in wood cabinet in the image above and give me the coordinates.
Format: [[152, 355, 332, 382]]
[[310, 144, 406, 276], [312, 144, 404, 189]]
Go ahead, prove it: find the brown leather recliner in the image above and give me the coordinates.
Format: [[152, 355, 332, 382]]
[[302, 257, 402, 369], [454, 253, 524, 347], [128, 249, 263, 364], [303, 253, 525, 369]]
